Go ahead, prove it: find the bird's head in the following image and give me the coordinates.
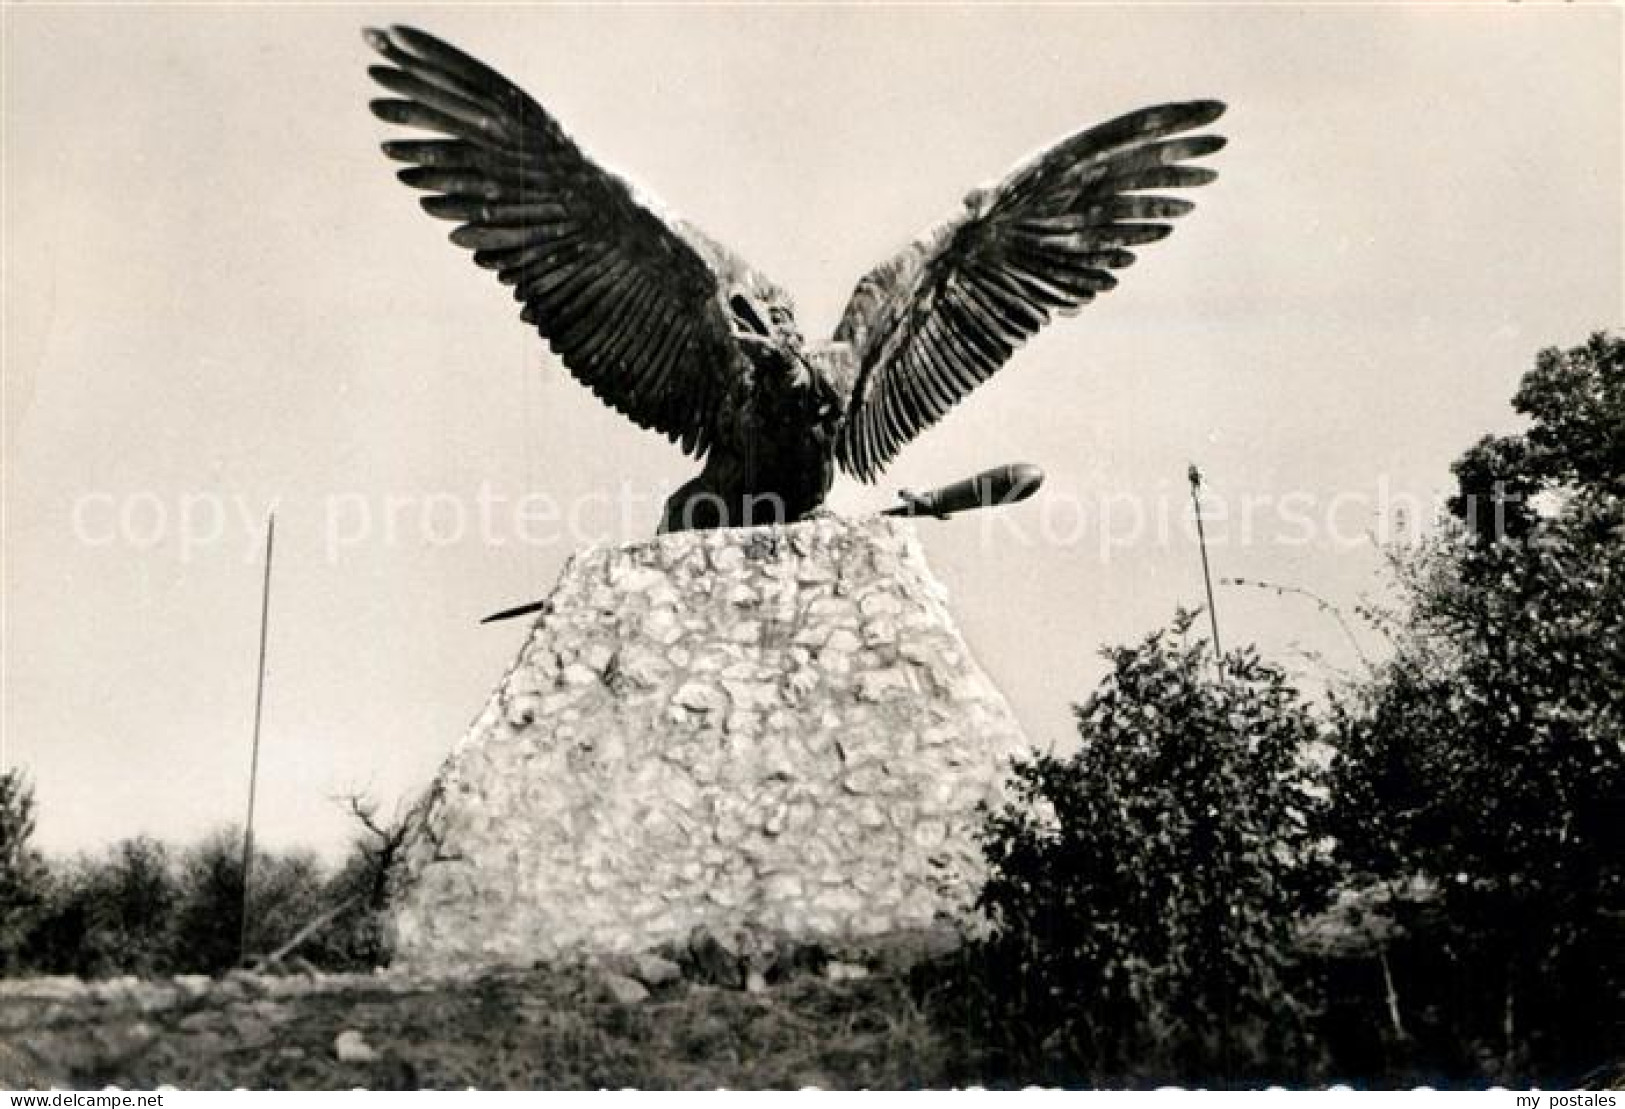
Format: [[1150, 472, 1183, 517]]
[[730, 287, 813, 392], [728, 288, 804, 354], [728, 287, 843, 428]]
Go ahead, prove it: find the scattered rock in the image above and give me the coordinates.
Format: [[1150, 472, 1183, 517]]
[[600, 973, 650, 1005], [767, 941, 831, 981], [684, 926, 747, 989], [243, 998, 294, 1024], [224, 1010, 277, 1051], [630, 953, 682, 989], [333, 1029, 379, 1064], [857, 925, 967, 974], [824, 961, 870, 983], [89, 975, 143, 1005], [219, 969, 268, 1000], [3, 976, 86, 1002]]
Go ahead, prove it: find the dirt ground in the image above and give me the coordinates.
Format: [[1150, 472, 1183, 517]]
[[0, 963, 960, 1090]]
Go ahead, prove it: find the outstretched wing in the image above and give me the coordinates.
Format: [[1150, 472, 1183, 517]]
[[365, 25, 738, 458], [834, 101, 1227, 481]]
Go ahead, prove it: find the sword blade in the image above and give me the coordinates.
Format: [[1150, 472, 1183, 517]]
[[480, 598, 549, 625]]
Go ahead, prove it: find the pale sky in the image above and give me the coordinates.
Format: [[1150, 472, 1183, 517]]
[[3, 3, 1620, 861]]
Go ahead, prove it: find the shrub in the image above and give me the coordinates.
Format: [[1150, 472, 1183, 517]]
[[305, 796, 415, 971], [1327, 332, 1625, 1083], [945, 614, 1331, 1086], [0, 769, 49, 973], [7, 807, 406, 978], [168, 828, 329, 973], [83, 837, 180, 976]]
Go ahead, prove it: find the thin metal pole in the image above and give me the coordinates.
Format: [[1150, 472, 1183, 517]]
[[1187, 465, 1224, 673], [239, 512, 275, 965]]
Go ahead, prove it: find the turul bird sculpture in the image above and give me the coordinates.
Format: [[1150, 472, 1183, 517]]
[[365, 26, 1227, 533]]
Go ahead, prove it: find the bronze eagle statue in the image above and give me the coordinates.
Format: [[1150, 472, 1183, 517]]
[[364, 26, 1226, 533]]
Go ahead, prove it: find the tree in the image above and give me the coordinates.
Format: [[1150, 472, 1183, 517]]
[[21, 837, 182, 978], [167, 828, 246, 974], [0, 769, 48, 973], [306, 794, 414, 970], [956, 614, 1331, 1086], [78, 837, 179, 977], [1328, 331, 1625, 1082], [168, 828, 326, 973], [1449, 331, 1624, 545]]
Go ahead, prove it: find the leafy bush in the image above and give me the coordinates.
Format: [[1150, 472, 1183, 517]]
[[168, 828, 330, 974], [1327, 331, 1625, 1083], [0, 769, 49, 973], [75, 837, 179, 977], [18, 838, 188, 978], [9, 825, 370, 978], [941, 614, 1332, 1086]]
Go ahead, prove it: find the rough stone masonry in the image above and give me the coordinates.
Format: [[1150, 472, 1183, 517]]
[[388, 515, 1032, 970]]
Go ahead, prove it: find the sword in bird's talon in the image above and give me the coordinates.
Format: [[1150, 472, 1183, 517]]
[[895, 490, 951, 520], [882, 463, 1046, 520]]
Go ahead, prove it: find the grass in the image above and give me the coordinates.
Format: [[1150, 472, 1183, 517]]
[[0, 964, 962, 1090]]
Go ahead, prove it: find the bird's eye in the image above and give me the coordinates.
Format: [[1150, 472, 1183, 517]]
[[729, 295, 769, 336]]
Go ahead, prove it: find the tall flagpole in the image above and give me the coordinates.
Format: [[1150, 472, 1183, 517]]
[[240, 512, 275, 965], [1187, 465, 1224, 676]]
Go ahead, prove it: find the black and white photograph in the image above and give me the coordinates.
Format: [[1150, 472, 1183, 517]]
[[1, 1, 1621, 1091]]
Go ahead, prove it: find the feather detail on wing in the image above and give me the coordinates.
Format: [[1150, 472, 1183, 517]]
[[833, 101, 1227, 481], [365, 25, 739, 458]]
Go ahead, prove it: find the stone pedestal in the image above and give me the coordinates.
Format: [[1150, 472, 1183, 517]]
[[388, 516, 1030, 971]]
